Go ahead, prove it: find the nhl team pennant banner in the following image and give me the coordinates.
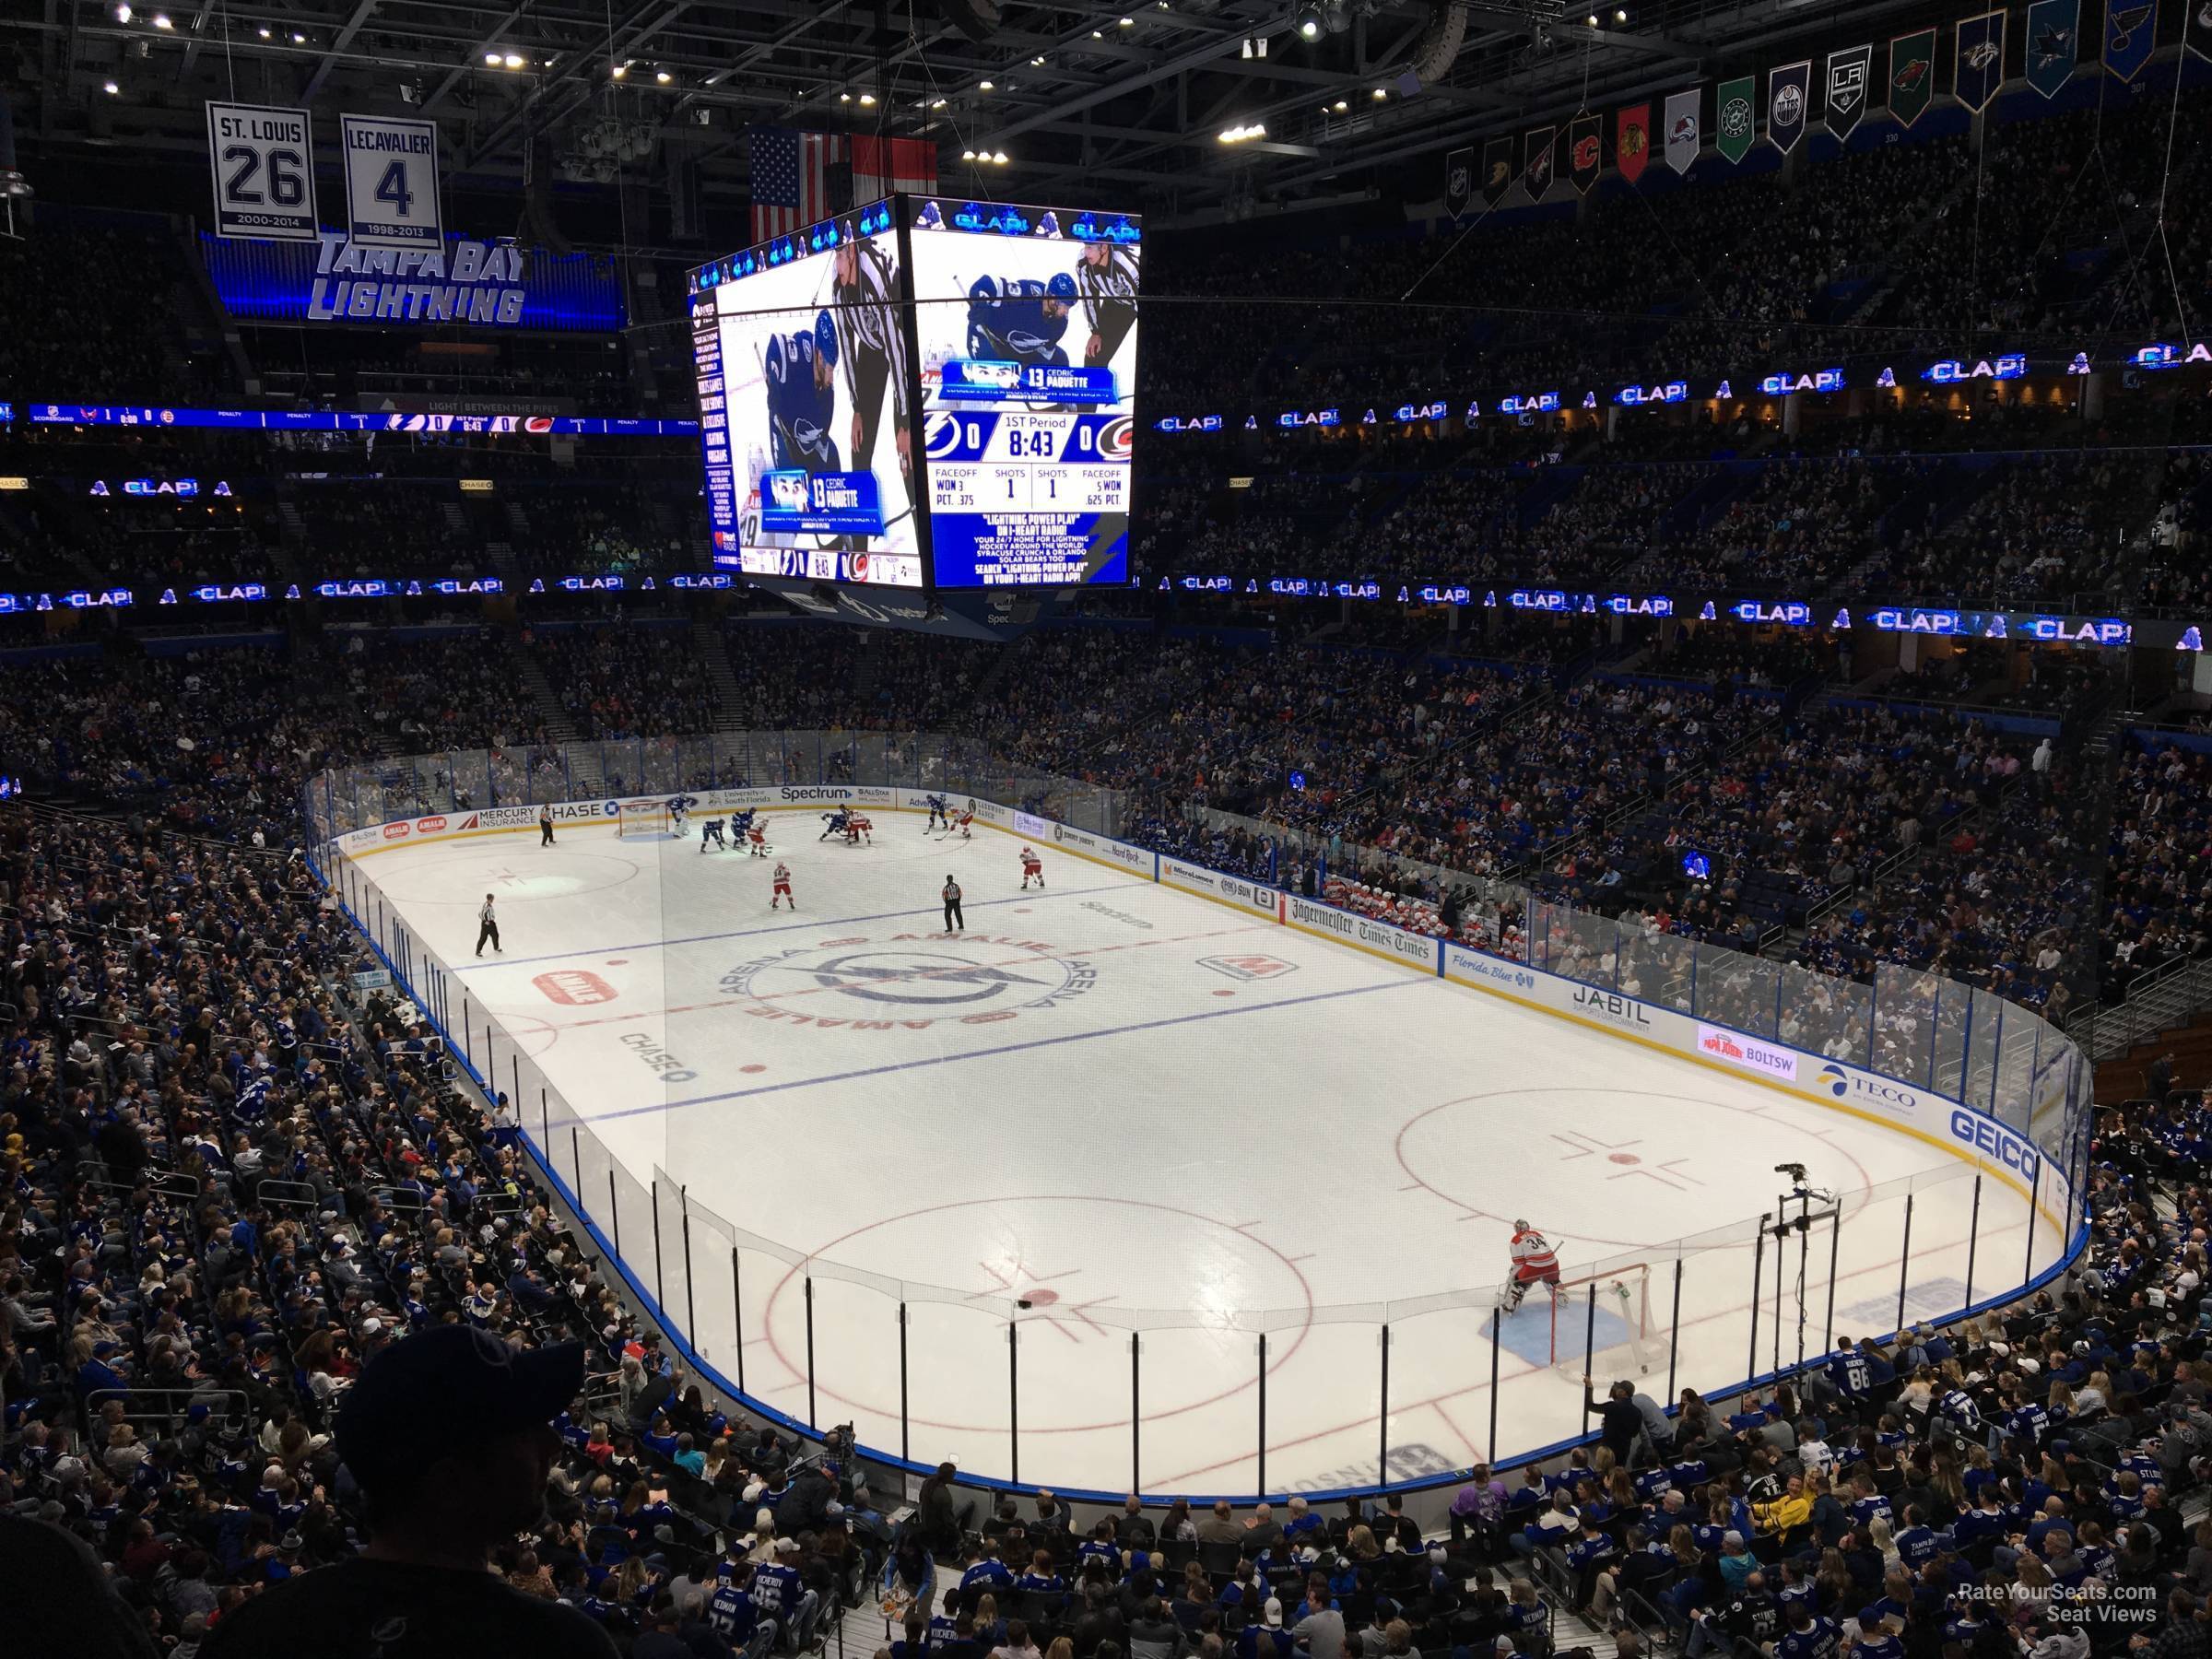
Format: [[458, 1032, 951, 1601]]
[[1481, 135, 1515, 206], [1954, 9, 2006, 112], [1715, 75, 1757, 163], [1826, 45, 1873, 137], [1616, 103, 1652, 184], [1568, 112, 1603, 194], [1523, 125, 1556, 199], [2188, 0, 2212, 62], [2024, 0, 2080, 97], [1768, 61, 1811, 152], [1444, 146, 1475, 220], [1663, 87, 1700, 173], [205, 101, 319, 242], [1888, 28, 1938, 125], [2103, 1, 2157, 80]]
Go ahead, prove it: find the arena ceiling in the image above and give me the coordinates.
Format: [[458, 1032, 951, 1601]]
[[10, 0, 1968, 238]]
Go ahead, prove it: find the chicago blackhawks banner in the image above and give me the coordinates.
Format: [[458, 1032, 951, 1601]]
[[1888, 28, 1937, 125], [1826, 45, 1872, 137], [1953, 9, 2006, 112], [1616, 103, 1652, 184]]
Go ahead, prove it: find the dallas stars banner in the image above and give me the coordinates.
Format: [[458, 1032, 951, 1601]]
[[2024, 0, 2079, 96], [1616, 103, 1652, 184], [1482, 135, 1514, 206], [1524, 125, 1556, 199], [1715, 75, 1756, 163], [1954, 9, 2006, 112], [1568, 112, 1603, 194], [1445, 146, 1474, 220], [1889, 28, 1937, 125], [1826, 45, 1872, 137], [2103, 0, 2155, 82], [1768, 61, 1811, 153], [1664, 88, 1700, 173]]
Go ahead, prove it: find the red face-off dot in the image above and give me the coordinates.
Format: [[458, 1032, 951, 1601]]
[[1609, 1152, 1641, 1165], [1022, 1288, 1061, 1307], [741, 1064, 767, 1074], [1212, 988, 1235, 997]]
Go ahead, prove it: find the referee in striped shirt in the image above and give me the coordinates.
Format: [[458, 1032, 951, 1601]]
[[476, 893, 501, 957], [1075, 238, 1138, 369], [832, 222, 913, 485]]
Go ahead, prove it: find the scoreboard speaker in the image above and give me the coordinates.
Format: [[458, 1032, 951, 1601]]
[[935, 0, 1002, 43], [1407, 0, 1468, 86]]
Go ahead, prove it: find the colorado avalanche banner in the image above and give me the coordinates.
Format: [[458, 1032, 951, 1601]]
[[1889, 28, 1937, 125], [1523, 126, 1556, 198], [1664, 88, 1700, 173], [1445, 146, 1475, 220], [1616, 104, 1652, 183], [1568, 114, 1603, 194], [2103, 1, 2157, 80], [1482, 136, 1515, 206], [1825, 46, 1872, 137], [2024, 0, 2080, 96], [1767, 62, 1811, 153], [1953, 10, 2006, 112], [1715, 76, 1756, 163]]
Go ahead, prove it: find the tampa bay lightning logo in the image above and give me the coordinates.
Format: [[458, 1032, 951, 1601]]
[[924, 412, 963, 458], [801, 951, 1050, 1006], [718, 935, 1097, 1030]]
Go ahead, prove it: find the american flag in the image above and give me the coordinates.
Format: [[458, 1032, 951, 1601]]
[[852, 134, 939, 200], [747, 126, 848, 242]]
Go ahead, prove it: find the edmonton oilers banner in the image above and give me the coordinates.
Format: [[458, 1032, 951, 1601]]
[[200, 230, 626, 331], [1768, 61, 1811, 152], [1954, 9, 2006, 112], [2025, 0, 2080, 97]]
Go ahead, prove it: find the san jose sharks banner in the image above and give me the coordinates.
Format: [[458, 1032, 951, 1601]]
[[1826, 45, 1873, 137], [1481, 135, 1514, 206], [1768, 61, 1811, 152], [1715, 76, 1756, 163], [1524, 125, 1556, 199], [2024, 0, 2080, 96], [1954, 9, 2007, 112], [1568, 112, 1603, 194], [1616, 103, 1652, 183], [1664, 88, 1700, 173], [1445, 146, 1474, 219], [2103, 0, 2156, 82], [1889, 28, 1938, 125]]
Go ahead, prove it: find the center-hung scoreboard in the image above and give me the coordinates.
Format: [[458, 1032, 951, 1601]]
[[688, 194, 1141, 594]]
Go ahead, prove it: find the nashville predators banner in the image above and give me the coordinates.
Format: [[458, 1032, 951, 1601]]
[[1888, 28, 1937, 125], [1568, 113, 1603, 194], [1616, 103, 1652, 184], [1481, 135, 1514, 206], [1953, 9, 2006, 112]]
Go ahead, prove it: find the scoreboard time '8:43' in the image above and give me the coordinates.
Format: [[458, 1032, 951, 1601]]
[[924, 410, 1129, 516]]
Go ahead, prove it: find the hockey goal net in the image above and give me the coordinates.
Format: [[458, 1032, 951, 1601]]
[[614, 800, 672, 838], [1547, 1262, 1653, 1380]]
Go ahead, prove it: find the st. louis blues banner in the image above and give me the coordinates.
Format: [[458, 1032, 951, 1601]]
[[1482, 135, 1514, 206], [1954, 9, 2007, 112], [1715, 76, 1757, 163], [1445, 146, 1474, 219], [1664, 88, 1700, 173], [1524, 125, 1556, 198], [1616, 103, 1652, 184], [1889, 28, 1938, 125], [1768, 61, 1811, 152], [2103, 1, 2158, 80], [339, 113, 443, 250], [1826, 45, 1873, 137], [1568, 113, 1603, 194]]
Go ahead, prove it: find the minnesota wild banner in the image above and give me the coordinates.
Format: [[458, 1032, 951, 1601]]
[[1954, 9, 2006, 112], [1616, 103, 1652, 183], [1888, 27, 1937, 125], [1826, 45, 1872, 137], [2024, 0, 2080, 97], [1715, 75, 1757, 163]]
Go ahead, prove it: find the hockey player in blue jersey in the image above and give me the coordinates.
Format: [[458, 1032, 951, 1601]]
[[700, 816, 726, 852], [764, 312, 844, 475], [732, 806, 758, 841], [964, 273, 1076, 368], [819, 808, 850, 841], [924, 793, 948, 830]]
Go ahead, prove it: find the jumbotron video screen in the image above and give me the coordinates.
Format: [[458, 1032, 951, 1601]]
[[906, 197, 1141, 588], [691, 202, 924, 589]]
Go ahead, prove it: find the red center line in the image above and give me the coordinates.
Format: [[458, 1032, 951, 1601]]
[[524, 921, 1277, 1034]]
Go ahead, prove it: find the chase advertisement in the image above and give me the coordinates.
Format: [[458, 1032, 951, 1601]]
[[691, 204, 923, 589], [907, 197, 1139, 589]]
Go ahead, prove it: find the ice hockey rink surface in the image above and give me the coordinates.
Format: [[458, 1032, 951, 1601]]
[[351, 807, 2065, 1497]]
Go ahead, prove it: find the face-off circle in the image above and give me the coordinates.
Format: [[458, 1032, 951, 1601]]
[[376, 849, 642, 905], [718, 933, 1098, 1030]]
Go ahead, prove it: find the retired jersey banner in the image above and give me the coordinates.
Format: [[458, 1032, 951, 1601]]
[[1445, 146, 1475, 220], [339, 113, 442, 250], [1715, 76, 1757, 163], [1482, 135, 1515, 206], [1524, 125, 1556, 199], [1889, 28, 1938, 124], [206, 102, 318, 242], [1568, 113, 1603, 194], [2025, 0, 2081, 95], [2187, 0, 2212, 61], [2104, 1, 2158, 80], [1826, 45, 1873, 136], [1616, 103, 1653, 183], [1664, 88, 1701, 173], [1768, 62, 1811, 152], [1954, 9, 2007, 112]]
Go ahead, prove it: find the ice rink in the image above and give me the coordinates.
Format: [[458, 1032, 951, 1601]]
[[346, 807, 2068, 1496]]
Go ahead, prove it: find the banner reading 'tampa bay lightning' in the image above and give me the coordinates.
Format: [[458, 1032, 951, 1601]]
[[340, 113, 443, 251]]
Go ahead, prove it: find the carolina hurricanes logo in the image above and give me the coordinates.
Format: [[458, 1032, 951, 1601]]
[[1099, 415, 1134, 461], [524, 415, 554, 433], [851, 552, 871, 580], [924, 412, 962, 458]]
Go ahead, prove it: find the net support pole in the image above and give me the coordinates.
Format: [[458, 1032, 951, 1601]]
[[1897, 1192, 1915, 1334], [1964, 1174, 1983, 1309], [1747, 1230, 1764, 1382], [805, 1277, 818, 1429], [1256, 1331, 1268, 1497], [1665, 1258, 1682, 1402], [1378, 1324, 1392, 1480]]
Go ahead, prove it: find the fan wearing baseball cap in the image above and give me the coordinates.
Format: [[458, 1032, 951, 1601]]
[[201, 1324, 617, 1659]]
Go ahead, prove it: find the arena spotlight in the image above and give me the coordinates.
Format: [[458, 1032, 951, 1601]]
[[1293, 5, 1324, 39], [113, 4, 131, 20]]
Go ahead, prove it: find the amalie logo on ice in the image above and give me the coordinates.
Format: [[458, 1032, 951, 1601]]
[[535, 970, 618, 1006]]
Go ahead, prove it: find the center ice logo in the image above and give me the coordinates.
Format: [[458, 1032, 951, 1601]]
[[719, 933, 1098, 1030]]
